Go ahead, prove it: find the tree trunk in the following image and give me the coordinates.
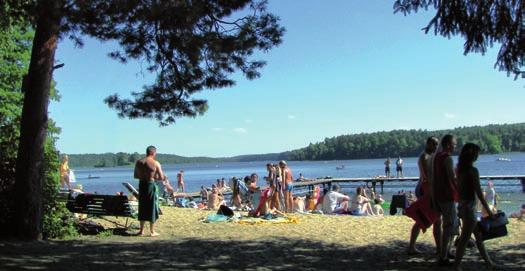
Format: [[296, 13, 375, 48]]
[[14, 0, 62, 240]]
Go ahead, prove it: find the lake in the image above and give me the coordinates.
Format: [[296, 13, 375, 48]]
[[72, 153, 525, 213]]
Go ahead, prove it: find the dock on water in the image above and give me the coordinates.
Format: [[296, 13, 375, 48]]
[[179, 174, 525, 200], [293, 175, 525, 195]]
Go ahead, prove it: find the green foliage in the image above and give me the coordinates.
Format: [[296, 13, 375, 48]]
[[394, 0, 524, 78], [0, 24, 74, 239], [0, 25, 31, 236], [64, 0, 285, 125], [289, 123, 525, 161], [42, 128, 77, 239], [67, 152, 288, 168]]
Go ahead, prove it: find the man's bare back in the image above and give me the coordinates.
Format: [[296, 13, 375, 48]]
[[134, 157, 164, 181]]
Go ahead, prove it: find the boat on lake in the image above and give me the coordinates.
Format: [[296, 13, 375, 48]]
[[336, 165, 345, 170], [496, 157, 511, 162]]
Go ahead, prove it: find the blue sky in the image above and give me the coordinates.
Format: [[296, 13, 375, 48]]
[[50, 1, 525, 157]]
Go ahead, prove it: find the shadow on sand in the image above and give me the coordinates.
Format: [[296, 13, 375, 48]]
[[0, 237, 523, 270]]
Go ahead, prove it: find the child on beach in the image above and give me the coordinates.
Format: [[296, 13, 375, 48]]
[[371, 192, 385, 216]]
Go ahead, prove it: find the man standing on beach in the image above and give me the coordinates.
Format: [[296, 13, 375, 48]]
[[134, 145, 166, 237], [432, 135, 459, 266], [279, 160, 294, 213], [407, 136, 440, 255]]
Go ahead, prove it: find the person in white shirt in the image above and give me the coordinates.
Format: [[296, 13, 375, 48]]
[[322, 184, 350, 214]]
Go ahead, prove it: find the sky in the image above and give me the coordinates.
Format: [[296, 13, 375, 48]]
[[50, 0, 525, 157]]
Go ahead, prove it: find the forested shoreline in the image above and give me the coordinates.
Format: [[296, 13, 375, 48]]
[[67, 123, 524, 167], [289, 123, 525, 160]]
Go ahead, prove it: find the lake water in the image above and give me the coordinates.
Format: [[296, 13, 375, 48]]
[[72, 153, 525, 213]]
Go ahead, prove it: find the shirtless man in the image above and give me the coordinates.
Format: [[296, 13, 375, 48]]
[[134, 145, 166, 237], [279, 160, 294, 213]]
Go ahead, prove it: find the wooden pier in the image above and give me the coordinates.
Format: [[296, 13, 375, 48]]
[[179, 174, 525, 200], [293, 175, 525, 195]]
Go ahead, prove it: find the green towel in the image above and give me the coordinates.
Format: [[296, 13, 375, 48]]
[[138, 180, 159, 223]]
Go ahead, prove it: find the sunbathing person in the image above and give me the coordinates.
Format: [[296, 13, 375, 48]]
[[315, 188, 330, 211], [207, 186, 224, 210], [322, 184, 350, 214], [230, 177, 243, 209], [350, 186, 375, 216], [200, 186, 209, 203], [293, 196, 306, 213]]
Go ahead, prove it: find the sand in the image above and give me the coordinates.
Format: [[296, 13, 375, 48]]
[[0, 207, 523, 270]]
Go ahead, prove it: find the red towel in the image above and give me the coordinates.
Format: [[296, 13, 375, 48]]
[[405, 194, 439, 232]]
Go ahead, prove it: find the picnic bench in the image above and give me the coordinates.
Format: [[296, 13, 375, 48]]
[[66, 193, 138, 228]]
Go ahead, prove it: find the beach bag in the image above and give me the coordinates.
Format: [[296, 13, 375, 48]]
[[478, 211, 509, 241], [389, 195, 408, 215], [217, 205, 234, 217]]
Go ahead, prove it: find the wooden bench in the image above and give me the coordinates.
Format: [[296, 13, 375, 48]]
[[66, 193, 137, 228]]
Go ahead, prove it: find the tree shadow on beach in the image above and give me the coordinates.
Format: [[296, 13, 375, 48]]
[[0, 238, 522, 270]]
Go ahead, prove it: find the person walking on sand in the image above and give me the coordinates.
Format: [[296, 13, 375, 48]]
[[384, 158, 391, 178], [454, 143, 496, 271], [407, 136, 441, 255], [177, 170, 185, 192], [432, 134, 459, 266], [279, 160, 294, 213], [396, 156, 404, 178], [60, 155, 72, 190], [134, 146, 166, 237]]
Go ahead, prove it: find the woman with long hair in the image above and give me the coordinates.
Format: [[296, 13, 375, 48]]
[[454, 143, 495, 271]]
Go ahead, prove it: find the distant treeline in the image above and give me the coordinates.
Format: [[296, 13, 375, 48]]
[[67, 152, 288, 168], [67, 123, 524, 167], [288, 123, 525, 161]]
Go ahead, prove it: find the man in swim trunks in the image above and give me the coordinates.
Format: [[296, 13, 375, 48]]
[[384, 158, 391, 178], [279, 160, 294, 213], [432, 135, 459, 266], [134, 145, 166, 237]]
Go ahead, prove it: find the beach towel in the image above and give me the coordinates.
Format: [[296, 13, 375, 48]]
[[138, 180, 160, 223], [404, 195, 439, 232], [204, 214, 230, 223], [236, 215, 299, 225]]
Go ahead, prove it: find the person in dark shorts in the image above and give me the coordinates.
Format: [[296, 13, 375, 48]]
[[384, 158, 391, 177], [396, 156, 404, 178]]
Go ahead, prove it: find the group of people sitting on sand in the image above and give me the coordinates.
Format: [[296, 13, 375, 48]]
[[315, 185, 384, 216], [193, 160, 387, 217]]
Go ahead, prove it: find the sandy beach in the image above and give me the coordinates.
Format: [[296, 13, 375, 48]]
[[1, 207, 523, 270]]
